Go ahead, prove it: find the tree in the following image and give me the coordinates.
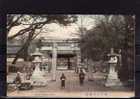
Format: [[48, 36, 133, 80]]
[[7, 14, 77, 64], [80, 15, 135, 81]]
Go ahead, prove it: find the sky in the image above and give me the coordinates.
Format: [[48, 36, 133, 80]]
[[8, 15, 96, 40]]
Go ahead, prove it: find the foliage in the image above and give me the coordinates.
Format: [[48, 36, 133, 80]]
[[80, 15, 134, 61], [80, 15, 135, 81], [7, 14, 77, 64]]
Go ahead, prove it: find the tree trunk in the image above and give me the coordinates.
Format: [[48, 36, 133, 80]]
[[87, 60, 94, 81], [12, 31, 34, 64], [12, 41, 30, 64]]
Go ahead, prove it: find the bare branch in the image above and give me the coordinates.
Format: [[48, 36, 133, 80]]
[[7, 15, 22, 34]]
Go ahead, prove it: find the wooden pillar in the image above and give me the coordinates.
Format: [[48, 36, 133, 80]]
[[76, 51, 81, 73]]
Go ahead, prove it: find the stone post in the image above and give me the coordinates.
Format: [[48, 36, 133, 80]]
[[52, 42, 57, 81]]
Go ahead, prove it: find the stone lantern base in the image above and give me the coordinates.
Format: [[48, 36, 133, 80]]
[[105, 78, 122, 87], [105, 71, 122, 87], [30, 64, 47, 87], [105, 63, 123, 87]]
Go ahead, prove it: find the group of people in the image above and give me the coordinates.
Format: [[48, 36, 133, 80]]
[[14, 68, 86, 90], [60, 68, 86, 89]]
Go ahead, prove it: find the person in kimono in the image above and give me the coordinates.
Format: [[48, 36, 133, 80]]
[[79, 69, 85, 86], [60, 73, 66, 88]]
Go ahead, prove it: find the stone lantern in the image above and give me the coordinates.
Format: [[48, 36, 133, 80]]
[[105, 48, 122, 87], [30, 48, 47, 86]]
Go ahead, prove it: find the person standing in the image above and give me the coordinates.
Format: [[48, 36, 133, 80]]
[[60, 73, 66, 88], [79, 69, 85, 86]]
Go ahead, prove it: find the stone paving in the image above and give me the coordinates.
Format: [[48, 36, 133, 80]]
[[7, 70, 134, 98]]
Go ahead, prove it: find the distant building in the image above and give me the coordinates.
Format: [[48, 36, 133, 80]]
[[39, 38, 81, 70], [7, 38, 82, 72]]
